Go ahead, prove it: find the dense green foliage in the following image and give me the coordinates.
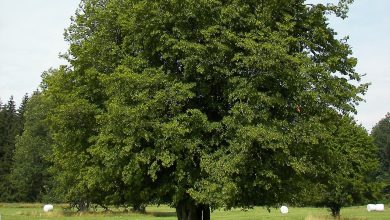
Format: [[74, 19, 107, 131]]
[[0, 1, 381, 219], [0, 96, 27, 201], [9, 92, 53, 202], [371, 113, 390, 199], [306, 117, 379, 216], [38, 0, 379, 219]]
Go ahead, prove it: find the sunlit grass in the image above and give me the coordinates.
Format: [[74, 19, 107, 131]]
[[0, 203, 389, 220]]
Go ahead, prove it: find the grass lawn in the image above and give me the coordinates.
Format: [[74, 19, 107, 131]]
[[0, 203, 389, 220]]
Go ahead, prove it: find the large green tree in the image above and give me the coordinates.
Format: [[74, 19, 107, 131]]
[[43, 0, 376, 219], [371, 113, 390, 198]]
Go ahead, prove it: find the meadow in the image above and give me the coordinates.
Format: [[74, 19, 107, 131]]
[[0, 203, 389, 220]]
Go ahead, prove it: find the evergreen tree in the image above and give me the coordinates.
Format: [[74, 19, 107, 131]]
[[0, 97, 19, 201], [17, 94, 30, 133]]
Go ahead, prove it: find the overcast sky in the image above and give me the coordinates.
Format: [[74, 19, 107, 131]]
[[0, 0, 79, 103], [0, 0, 389, 131]]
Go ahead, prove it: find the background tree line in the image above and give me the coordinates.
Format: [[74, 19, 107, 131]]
[[0, 0, 389, 219], [0, 93, 52, 202], [0, 95, 27, 201]]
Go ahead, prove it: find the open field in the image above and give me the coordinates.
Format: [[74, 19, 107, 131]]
[[0, 203, 389, 220]]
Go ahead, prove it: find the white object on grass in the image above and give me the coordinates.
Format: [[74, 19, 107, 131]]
[[375, 204, 384, 211], [367, 204, 385, 212], [367, 204, 376, 212], [43, 204, 54, 212], [280, 205, 288, 214]]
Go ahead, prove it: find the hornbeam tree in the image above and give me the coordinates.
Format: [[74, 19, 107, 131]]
[[286, 115, 380, 217], [43, 0, 377, 219]]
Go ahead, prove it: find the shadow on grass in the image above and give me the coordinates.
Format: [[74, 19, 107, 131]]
[[56, 209, 178, 218], [305, 215, 367, 220], [149, 211, 177, 217]]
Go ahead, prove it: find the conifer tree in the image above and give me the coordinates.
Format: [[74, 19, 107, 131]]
[[0, 97, 19, 201]]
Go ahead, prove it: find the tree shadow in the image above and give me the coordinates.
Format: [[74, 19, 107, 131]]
[[149, 211, 177, 217]]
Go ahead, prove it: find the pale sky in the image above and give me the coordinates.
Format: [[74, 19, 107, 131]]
[[0, 0, 79, 103], [0, 0, 389, 131]]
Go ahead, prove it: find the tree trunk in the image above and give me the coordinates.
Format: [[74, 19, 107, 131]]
[[132, 203, 146, 213], [330, 205, 341, 219], [75, 200, 90, 212], [176, 200, 210, 220]]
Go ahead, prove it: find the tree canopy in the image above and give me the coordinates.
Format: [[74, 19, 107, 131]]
[[40, 0, 378, 219]]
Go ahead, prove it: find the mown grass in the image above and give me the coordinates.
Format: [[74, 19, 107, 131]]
[[0, 203, 389, 220]]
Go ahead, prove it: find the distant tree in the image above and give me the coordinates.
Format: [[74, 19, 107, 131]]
[[43, 0, 375, 219], [0, 97, 20, 201], [10, 92, 53, 202], [317, 117, 380, 217], [292, 116, 381, 217], [17, 94, 30, 131], [371, 113, 390, 197]]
